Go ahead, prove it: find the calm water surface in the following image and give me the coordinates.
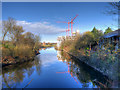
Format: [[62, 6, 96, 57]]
[[2, 47, 112, 88]]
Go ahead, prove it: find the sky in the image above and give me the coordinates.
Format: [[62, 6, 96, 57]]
[[2, 2, 118, 42]]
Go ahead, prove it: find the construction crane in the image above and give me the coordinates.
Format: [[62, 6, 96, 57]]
[[57, 21, 70, 36], [59, 29, 69, 36], [70, 15, 78, 36], [57, 14, 78, 36]]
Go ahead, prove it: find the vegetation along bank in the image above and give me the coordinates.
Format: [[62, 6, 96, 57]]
[[1, 17, 41, 66], [59, 27, 120, 81]]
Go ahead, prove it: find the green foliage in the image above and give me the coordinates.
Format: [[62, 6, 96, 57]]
[[91, 27, 98, 34], [89, 48, 119, 80], [104, 27, 113, 34], [2, 48, 11, 57], [2, 17, 41, 63], [3, 44, 9, 48], [41, 43, 56, 48], [13, 45, 35, 59], [11, 25, 24, 44], [59, 27, 119, 80], [69, 32, 95, 53], [81, 31, 95, 47], [60, 39, 72, 51], [60, 31, 98, 53], [91, 27, 103, 43]]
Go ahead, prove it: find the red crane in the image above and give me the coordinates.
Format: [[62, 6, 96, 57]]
[[57, 14, 78, 36], [57, 21, 70, 36], [70, 15, 78, 36], [59, 28, 68, 36]]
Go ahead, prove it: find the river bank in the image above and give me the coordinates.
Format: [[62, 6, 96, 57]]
[[57, 30, 119, 82], [1, 49, 40, 67], [63, 49, 108, 75], [63, 49, 119, 82], [62, 49, 120, 88], [2, 47, 114, 88], [1, 18, 41, 68]]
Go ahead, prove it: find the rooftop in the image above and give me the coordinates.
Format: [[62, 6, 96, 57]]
[[102, 29, 120, 38]]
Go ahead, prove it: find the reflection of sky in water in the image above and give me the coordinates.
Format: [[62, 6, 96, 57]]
[[2, 47, 111, 88], [39, 47, 58, 67]]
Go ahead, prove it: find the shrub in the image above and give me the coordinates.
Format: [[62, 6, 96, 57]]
[[13, 44, 35, 60], [2, 48, 12, 58]]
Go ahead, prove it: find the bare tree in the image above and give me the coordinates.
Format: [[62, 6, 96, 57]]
[[105, 2, 120, 29], [11, 25, 24, 45], [106, 2, 120, 15], [2, 17, 16, 45], [23, 32, 35, 47]]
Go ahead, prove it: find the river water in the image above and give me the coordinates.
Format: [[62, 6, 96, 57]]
[[2, 47, 112, 88]]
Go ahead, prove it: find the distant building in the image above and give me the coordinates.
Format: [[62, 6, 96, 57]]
[[99, 29, 120, 51], [72, 30, 80, 37], [43, 42, 46, 46]]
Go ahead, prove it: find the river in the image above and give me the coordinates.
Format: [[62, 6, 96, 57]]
[[2, 47, 112, 88]]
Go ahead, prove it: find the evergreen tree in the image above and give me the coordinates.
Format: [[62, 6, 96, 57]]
[[91, 27, 98, 34], [91, 27, 103, 44], [104, 27, 113, 34]]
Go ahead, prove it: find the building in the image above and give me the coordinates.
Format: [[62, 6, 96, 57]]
[[43, 42, 46, 46], [72, 30, 80, 36], [99, 29, 120, 51]]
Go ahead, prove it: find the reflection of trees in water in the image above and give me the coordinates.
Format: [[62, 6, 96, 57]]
[[2, 55, 41, 88], [59, 51, 112, 88]]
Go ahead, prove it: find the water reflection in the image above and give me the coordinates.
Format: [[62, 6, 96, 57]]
[[57, 51, 113, 88], [2, 48, 113, 88], [2, 55, 41, 88]]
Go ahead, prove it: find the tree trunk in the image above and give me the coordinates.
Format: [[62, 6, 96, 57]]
[[2, 31, 8, 46]]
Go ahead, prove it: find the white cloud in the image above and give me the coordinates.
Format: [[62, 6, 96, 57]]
[[17, 20, 65, 35]]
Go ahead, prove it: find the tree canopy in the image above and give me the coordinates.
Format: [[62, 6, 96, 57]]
[[91, 27, 103, 43], [2, 17, 41, 58], [104, 27, 113, 34]]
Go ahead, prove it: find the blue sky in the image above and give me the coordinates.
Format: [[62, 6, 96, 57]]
[[2, 2, 118, 42]]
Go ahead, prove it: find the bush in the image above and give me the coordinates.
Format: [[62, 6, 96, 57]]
[[2, 48, 12, 58], [2, 18, 41, 64], [89, 48, 119, 80], [2, 44, 36, 62], [13, 44, 35, 60]]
